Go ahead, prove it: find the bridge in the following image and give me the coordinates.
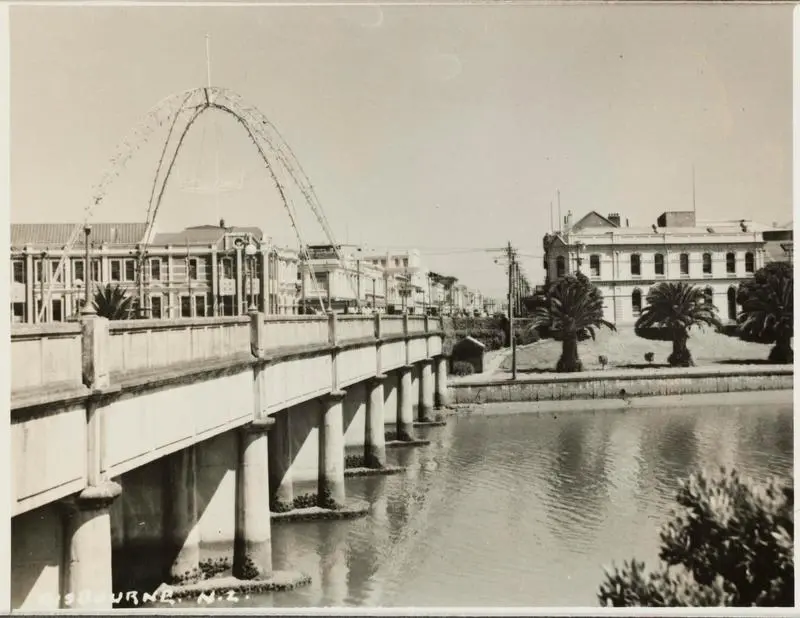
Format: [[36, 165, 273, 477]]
[[11, 309, 448, 610]]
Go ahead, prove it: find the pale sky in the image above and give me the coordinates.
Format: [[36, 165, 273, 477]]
[[9, 3, 794, 299]]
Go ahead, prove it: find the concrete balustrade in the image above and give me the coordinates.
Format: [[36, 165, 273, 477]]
[[12, 323, 84, 392], [11, 309, 445, 611]]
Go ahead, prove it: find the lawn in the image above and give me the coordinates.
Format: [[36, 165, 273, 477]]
[[500, 326, 779, 373]]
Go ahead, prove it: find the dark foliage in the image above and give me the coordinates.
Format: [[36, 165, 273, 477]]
[[736, 262, 793, 363], [93, 283, 135, 320]]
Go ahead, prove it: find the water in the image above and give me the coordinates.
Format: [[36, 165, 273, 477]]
[[206, 394, 793, 608]]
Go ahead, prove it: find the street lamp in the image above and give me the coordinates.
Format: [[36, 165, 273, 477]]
[[82, 225, 94, 314], [245, 242, 258, 313]]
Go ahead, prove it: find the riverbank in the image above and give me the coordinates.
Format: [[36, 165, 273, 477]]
[[448, 388, 792, 417], [448, 364, 793, 405]]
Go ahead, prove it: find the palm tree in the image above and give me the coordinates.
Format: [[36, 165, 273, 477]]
[[736, 262, 793, 364], [93, 283, 135, 320], [531, 273, 616, 372], [634, 282, 722, 367]]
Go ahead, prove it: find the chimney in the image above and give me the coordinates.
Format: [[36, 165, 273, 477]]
[[608, 213, 621, 227], [219, 218, 226, 229], [626, 218, 630, 227]]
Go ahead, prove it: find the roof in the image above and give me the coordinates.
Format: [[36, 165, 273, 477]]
[[150, 225, 264, 248], [569, 211, 619, 232], [10, 223, 147, 248]]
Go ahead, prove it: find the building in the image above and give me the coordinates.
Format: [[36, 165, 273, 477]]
[[10, 220, 300, 323], [543, 210, 778, 325], [762, 222, 793, 264]]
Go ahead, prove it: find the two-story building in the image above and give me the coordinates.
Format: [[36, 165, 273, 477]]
[[10, 220, 301, 323], [543, 210, 777, 325]]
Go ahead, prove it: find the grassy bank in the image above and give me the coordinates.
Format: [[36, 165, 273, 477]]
[[501, 326, 776, 374]]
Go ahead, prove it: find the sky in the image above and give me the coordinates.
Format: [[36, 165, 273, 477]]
[[8, 2, 794, 299]]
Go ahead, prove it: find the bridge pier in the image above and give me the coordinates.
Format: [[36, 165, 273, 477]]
[[419, 360, 435, 421], [319, 391, 346, 508], [435, 355, 449, 408], [397, 365, 415, 441], [60, 481, 122, 610], [234, 418, 275, 579], [365, 374, 387, 468], [269, 410, 294, 508], [167, 447, 200, 584]]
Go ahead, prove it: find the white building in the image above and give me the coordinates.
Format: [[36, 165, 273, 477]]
[[543, 210, 777, 325]]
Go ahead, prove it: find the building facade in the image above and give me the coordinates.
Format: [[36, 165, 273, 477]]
[[543, 210, 776, 325], [10, 221, 300, 323]]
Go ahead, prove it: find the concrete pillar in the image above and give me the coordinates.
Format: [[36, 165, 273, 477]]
[[167, 447, 200, 584], [61, 481, 122, 610], [435, 355, 449, 408], [419, 360, 435, 421], [397, 365, 415, 441], [319, 390, 346, 509], [365, 374, 387, 468], [269, 411, 294, 508], [234, 417, 275, 580]]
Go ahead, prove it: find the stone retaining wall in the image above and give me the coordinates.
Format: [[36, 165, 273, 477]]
[[448, 366, 793, 404]]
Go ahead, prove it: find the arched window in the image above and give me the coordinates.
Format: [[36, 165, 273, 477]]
[[727, 287, 737, 321], [654, 253, 665, 276], [630, 253, 641, 277], [726, 252, 736, 274], [632, 288, 642, 316], [589, 254, 601, 277], [704, 287, 713, 305], [745, 251, 755, 273], [702, 253, 712, 274], [679, 253, 690, 275], [556, 255, 566, 278]]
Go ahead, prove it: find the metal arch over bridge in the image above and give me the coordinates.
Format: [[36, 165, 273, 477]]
[[38, 86, 345, 321]]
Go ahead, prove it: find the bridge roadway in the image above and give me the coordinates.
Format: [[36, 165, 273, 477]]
[[10, 311, 448, 610]]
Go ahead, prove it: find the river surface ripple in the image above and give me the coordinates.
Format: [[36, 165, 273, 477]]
[[228, 397, 793, 608]]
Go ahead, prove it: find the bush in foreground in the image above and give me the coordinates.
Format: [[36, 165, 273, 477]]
[[451, 361, 475, 376], [598, 467, 793, 607]]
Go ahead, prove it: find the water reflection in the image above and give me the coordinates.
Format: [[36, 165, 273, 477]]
[[249, 398, 793, 607]]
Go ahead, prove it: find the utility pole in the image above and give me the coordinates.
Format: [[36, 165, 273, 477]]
[[507, 242, 517, 380], [356, 258, 361, 312]]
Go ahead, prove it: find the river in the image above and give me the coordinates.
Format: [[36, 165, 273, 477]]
[[203, 392, 794, 608]]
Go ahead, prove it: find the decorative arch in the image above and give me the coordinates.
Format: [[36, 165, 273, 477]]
[[39, 87, 339, 320], [631, 288, 643, 316], [703, 286, 714, 304]]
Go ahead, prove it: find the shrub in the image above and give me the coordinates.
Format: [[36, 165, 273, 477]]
[[598, 467, 793, 607], [598, 355, 609, 369], [452, 361, 475, 376], [645, 352, 655, 364]]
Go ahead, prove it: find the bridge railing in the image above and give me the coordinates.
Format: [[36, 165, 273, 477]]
[[262, 315, 329, 349], [107, 317, 251, 375], [11, 312, 445, 393], [11, 323, 84, 391]]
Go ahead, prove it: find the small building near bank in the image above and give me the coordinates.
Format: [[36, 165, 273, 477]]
[[451, 336, 486, 374]]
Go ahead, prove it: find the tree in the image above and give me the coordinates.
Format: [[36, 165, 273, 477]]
[[93, 283, 135, 320], [634, 282, 722, 367], [598, 467, 793, 607], [736, 262, 793, 364], [530, 272, 616, 372]]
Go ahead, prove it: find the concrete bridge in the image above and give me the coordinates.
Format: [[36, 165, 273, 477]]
[[11, 311, 448, 610]]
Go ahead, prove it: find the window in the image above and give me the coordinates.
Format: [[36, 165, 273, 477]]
[[632, 289, 642, 316], [745, 252, 755, 273], [704, 287, 713, 304], [221, 257, 233, 279], [195, 295, 206, 317], [35, 260, 47, 284], [110, 259, 122, 282], [12, 261, 25, 284], [72, 259, 85, 283], [726, 252, 736, 274], [727, 287, 737, 321], [150, 258, 162, 281], [91, 259, 101, 284], [74, 298, 85, 314], [403, 258, 408, 268], [51, 299, 63, 322], [702, 253, 712, 274], [680, 253, 690, 276], [188, 258, 198, 281], [124, 259, 136, 282], [150, 296, 162, 319], [221, 296, 235, 316], [654, 253, 665, 276], [630, 254, 641, 277], [589, 255, 601, 278], [11, 302, 25, 323], [50, 261, 60, 281], [556, 256, 566, 278], [180, 295, 192, 318]]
